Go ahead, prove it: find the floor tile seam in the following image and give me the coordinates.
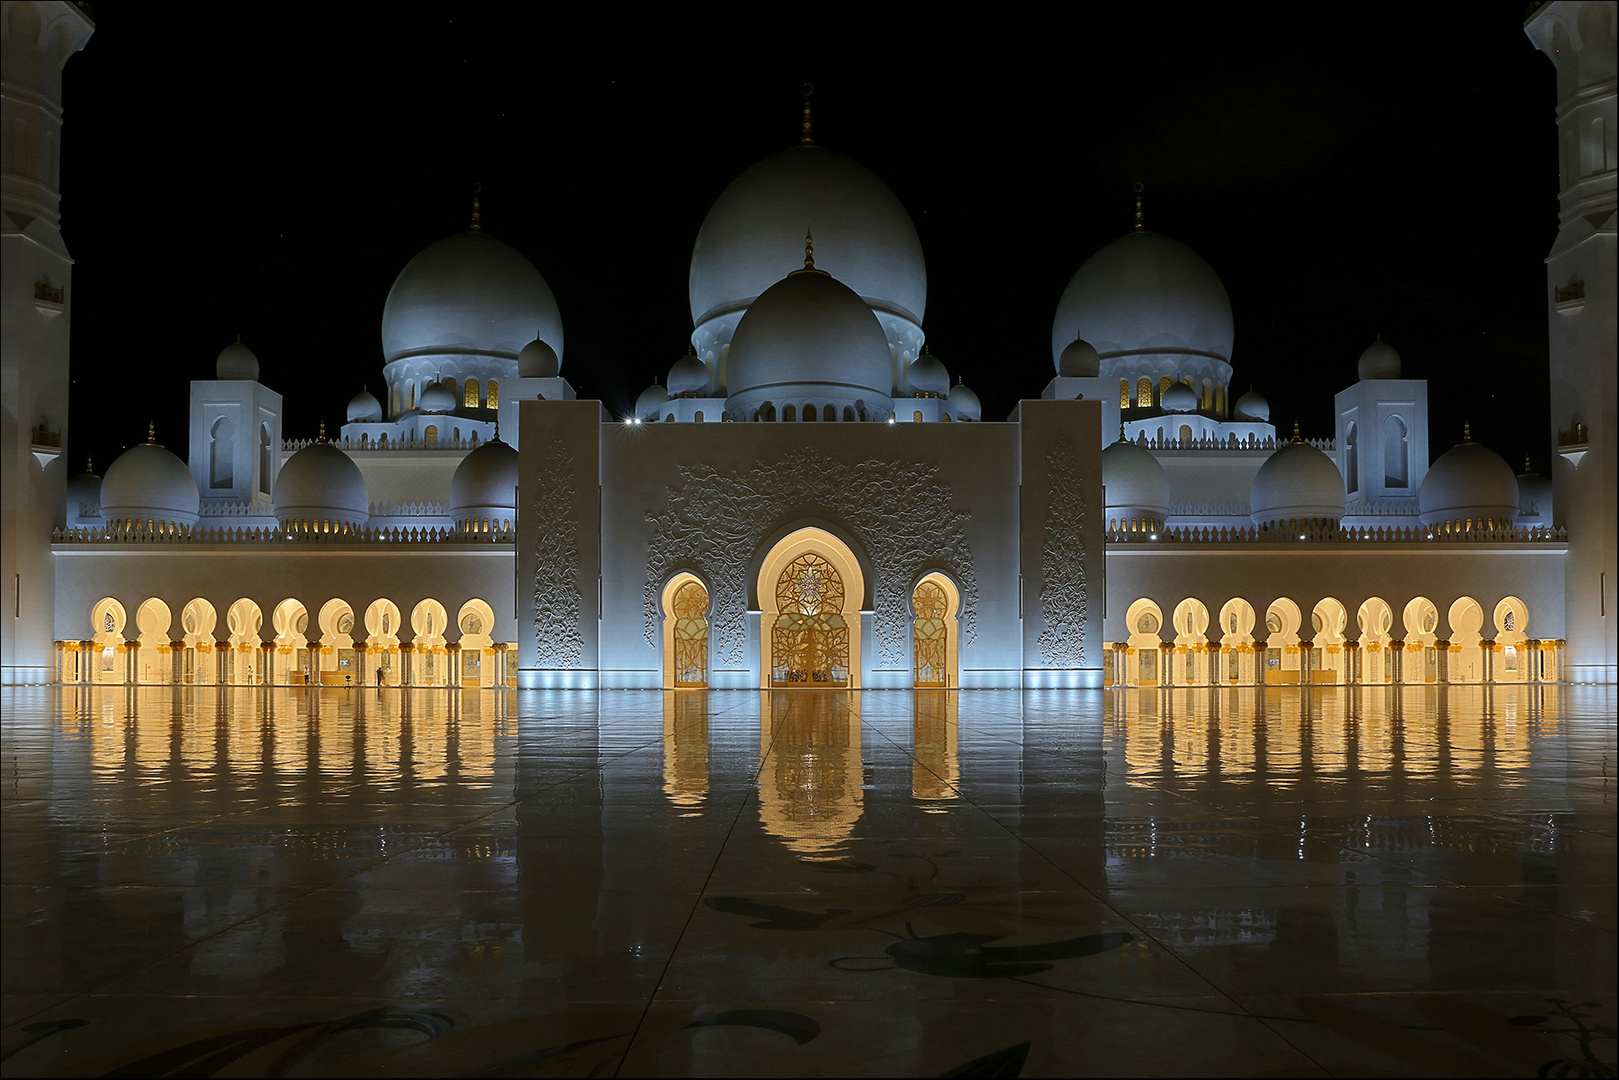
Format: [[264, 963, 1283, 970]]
[[613, 718, 781, 1078]]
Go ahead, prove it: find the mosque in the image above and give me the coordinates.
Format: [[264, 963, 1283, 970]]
[[2, 1, 1614, 691]]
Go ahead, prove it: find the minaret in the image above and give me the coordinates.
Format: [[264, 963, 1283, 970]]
[[1526, 2, 1617, 684], [1, 2, 94, 684]]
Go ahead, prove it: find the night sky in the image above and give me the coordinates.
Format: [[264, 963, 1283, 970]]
[[59, 6, 1559, 478]]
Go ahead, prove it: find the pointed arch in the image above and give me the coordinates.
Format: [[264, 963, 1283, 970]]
[[660, 572, 710, 688], [1125, 597, 1164, 686], [911, 572, 961, 689], [758, 528, 865, 688]]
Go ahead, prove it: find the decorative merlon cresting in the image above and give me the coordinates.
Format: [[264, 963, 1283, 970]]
[[642, 448, 978, 668]]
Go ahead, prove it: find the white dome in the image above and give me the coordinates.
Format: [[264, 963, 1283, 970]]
[[667, 347, 709, 396], [1419, 433, 1519, 529], [725, 264, 894, 420], [346, 388, 383, 423], [517, 336, 560, 377], [100, 435, 200, 528], [635, 381, 669, 420], [1102, 438, 1171, 525], [948, 379, 982, 421], [1233, 387, 1270, 422], [382, 231, 564, 366], [418, 381, 457, 414], [1058, 337, 1101, 378], [273, 439, 368, 529], [450, 437, 518, 525], [1250, 438, 1346, 526], [906, 348, 950, 396], [1515, 460, 1553, 525], [1358, 338, 1402, 380], [690, 145, 926, 331], [1052, 231, 1233, 372], [216, 340, 259, 381], [1161, 381, 1198, 412]]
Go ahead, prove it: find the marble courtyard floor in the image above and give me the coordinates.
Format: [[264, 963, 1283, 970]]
[[1, 684, 1614, 1077]]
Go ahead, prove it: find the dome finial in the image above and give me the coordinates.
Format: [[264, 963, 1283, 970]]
[[1524, 454, 1532, 472], [1118, 420, 1129, 443], [146, 421, 157, 445], [470, 182, 482, 232], [86, 455, 93, 473], [1133, 181, 1145, 232], [1292, 420, 1302, 442], [804, 230, 815, 269], [318, 419, 328, 443], [800, 83, 815, 146], [1463, 421, 1472, 443], [493, 414, 501, 441]]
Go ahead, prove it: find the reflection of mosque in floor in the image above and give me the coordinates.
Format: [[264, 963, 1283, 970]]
[[3, 1, 1614, 691]]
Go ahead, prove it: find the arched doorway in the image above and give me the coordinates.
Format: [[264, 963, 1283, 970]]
[[1170, 597, 1211, 685], [661, 574, 710, 689], [363, 598, 402, 686], [758, 528, 864, 689], [410, 598, 449, 686], [134, 598, 172, 684], [225, 598, 263, 685], [1403, 596, 1441, 683], [1493, 596, 1531, 684], [317, 598, 357, 687], [1218, 597, 1257, 685], [1448, 596, 1486, 684], [1357, 597, 1396, 684], [270, 598, 310, 684], [911, 573, 960, 688], [1311, 597, 1349, 684], [1125, 598, 1165, 687], [1263, 598, 1303, 684], [457, 598, 497, 687], [180, 597, 218, 685], [90, 597, 127, 684]]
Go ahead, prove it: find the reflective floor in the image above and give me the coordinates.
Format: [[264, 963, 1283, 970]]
[[2, 685, 1614, 1077]]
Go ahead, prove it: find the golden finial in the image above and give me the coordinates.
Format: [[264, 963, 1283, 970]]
[[493, 415, 501, 441], [1463, 421, 1472, 442], [1524, 454, 1532, 472], [1133, 181, 1145, 232], [1292, 420, 1302, 442], [318, 419, 327, 443], [86, 456, 94, 474], [146, 421, 157, 444], [800, 83, 815, 146], [1118, 420, 1129, 443], [470, 182, 482, 232], [791, 231, 827, 276]]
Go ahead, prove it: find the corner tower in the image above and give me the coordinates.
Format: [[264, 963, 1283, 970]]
[[1526, 1, 1617, 683], [1, 0, 93, 683]]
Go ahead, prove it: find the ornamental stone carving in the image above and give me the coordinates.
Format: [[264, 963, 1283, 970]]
[[1037, 437, 1087, 667], [531, 438, 583, 668], [644, 448, 976, 668]]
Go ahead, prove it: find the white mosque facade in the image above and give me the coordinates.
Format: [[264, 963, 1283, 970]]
[[3, 1, 1615, 691]]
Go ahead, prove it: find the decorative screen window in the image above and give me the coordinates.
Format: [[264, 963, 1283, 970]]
[[912, 580, 948, 687], [771, 553, 849, 686], [672, 580, 709, 687]]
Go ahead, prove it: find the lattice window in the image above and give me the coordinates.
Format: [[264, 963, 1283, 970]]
[[672, 580, 709, 687], [465, 379, 480, 408], [486, 380, 499, 408], [772, 553, 849, 686], [1137, 378, 1152, 408], [912, 579, 948, 687]]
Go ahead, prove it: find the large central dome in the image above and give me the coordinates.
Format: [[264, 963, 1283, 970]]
[[382, 231, 563, 366], [690, 146, 925, 373]]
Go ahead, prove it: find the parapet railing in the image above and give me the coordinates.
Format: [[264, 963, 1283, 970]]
[[52, 523, 515, 545], [1106, 520, 1566, 543]]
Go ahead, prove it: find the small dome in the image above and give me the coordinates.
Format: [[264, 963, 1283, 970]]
[[1515, 459, 1553, 526], [1358, 337, 1402, 380], [948, 378, 982, 421], [1250, 435, 1346, 527], [273, 436, 368, 530], [100, 431, 200, 529], [67, 461, 102, 520], [450, 436, 518, 525], [725, 263, 893, 418], [1058, 337, 1101, 378], [635, 380, 669, 420], [1233, 387, 1270, 422], [346, 388, 383, 423], [667, 347, 709, 396], [382, 230, 564, 367], [1102, 438, 1171, 527], [1419, 429, 1519, 529], [418, 380, 457, 414], [1161, 381, 1198, 412], [216, 340, 259, 381], [907, 347, 950, 396], [1052, 230, 1233, 372], [517, 336, 561, 378]]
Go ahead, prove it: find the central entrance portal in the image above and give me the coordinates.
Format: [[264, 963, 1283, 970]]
[[772, 553, 849, 686], [758, 527, 865, 689]]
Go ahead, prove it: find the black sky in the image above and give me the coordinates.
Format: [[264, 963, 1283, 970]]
[[61, 5, 1559, 476]]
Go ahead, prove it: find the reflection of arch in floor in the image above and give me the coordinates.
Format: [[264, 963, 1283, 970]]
[[911, 572, 961, 688], [1170, 597, 1211, 685], [758, 528, 865, 689], [660, 573, 710, 689], [134, 597, 172, 684], [1448, 595, 1486, 684], [1218, 597, 1257, 685], [1125, 597, 1165, 687]]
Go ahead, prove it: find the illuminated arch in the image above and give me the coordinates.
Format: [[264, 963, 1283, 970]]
[[758, 528, 865, 689], [1218, 597, 1257, 685], [270, 597, 310, 685], [1402, 595, 1441, 683], [89, 596, 127, 684], [1311, 596, 1349, 684], [180, 597, 219, 685], [911, 572, 961, 689], [1447, 595, 1486, 684], [456, 598, 498, 687], [363, 598, 403, 686], [1493, 595, 1531, 683], [1263, 597, 1302, 684], [134, 597, 172, 684], [1357, 596, 1396, 684], [1124, 597, 1164, 687], [660, 573, 710, 689], [410, 598, 450, 686], [225, 598, 264, 685], [1169, 597, 1211, 686]]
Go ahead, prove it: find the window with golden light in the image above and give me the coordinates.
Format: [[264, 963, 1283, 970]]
[[672, 580, 709, 687], [912, 579, 948, 687]]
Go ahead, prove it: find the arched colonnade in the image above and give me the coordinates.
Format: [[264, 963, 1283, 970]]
[[60, 595, 515, 688], [1106, 592, 1560, 688]]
